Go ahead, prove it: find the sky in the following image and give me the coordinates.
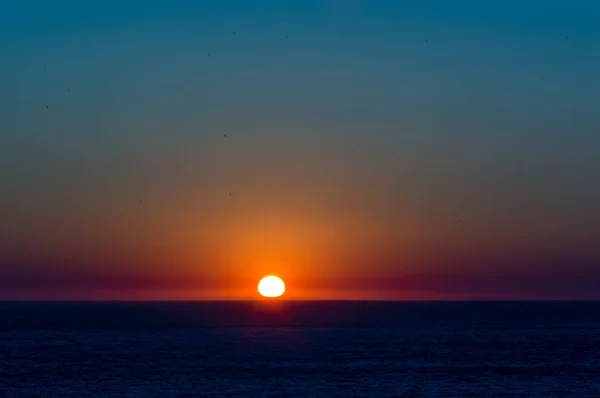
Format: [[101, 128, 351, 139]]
[[1, 0, 599, 300]]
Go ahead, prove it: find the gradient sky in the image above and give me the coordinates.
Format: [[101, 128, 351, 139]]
[[1, 0, 599, 300]]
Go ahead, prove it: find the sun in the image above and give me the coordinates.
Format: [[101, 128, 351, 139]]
[[258, 275, 286, 298]]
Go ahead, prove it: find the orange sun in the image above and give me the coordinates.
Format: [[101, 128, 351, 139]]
[[258, 275, 286, 298]]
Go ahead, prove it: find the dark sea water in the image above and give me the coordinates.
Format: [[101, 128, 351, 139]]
[[1, 301, 599, 397]]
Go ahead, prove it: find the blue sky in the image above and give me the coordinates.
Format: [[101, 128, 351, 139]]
[[1, 0, 599, 299]]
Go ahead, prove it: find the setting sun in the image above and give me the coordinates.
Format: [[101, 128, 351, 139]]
[[258, 276, 286, 298]]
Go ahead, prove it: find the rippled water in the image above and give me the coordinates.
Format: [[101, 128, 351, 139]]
[[1, 302, 599, 396]]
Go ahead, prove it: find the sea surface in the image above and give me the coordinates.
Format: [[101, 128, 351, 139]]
[[1, 301, 599, 397]]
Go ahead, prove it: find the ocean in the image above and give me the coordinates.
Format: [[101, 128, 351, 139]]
[[1, 301, 599, 397]]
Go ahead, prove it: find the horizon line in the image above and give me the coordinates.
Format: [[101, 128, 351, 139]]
[[2, 299, 599, 303]]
